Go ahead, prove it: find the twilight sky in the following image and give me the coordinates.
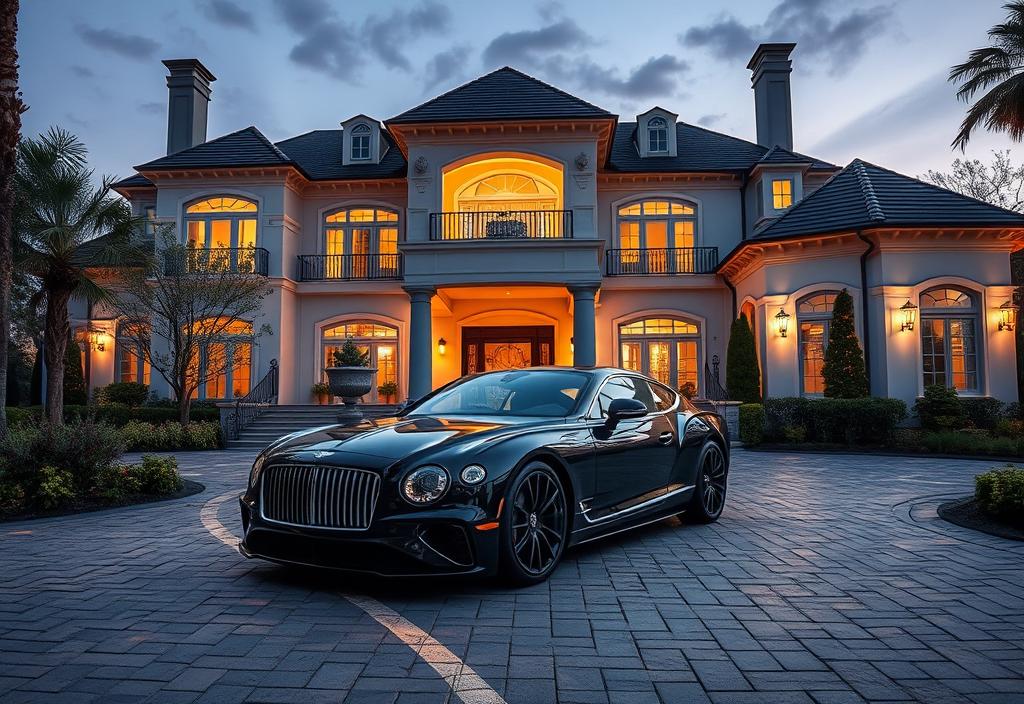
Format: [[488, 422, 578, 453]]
[[16, 0, 1016, 182]]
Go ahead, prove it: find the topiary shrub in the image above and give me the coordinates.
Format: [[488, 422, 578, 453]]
[[738, 403, 765, 445], [822, 289, 869, 398], [98, 382, 150, 407], [726, 314, 761, 403], [63, 339, 88, 406], [959, 397, 1004, 430], [36, 466, 76, 509], [915, 384, 965, 431], [975, 465, 1024, 524]]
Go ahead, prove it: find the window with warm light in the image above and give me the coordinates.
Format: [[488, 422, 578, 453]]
[[321, 320, 398, 404], [184, 196, 258, 271], [616, 199, 697, 273], [323, 207, 400, 279], [647, 117, 668, 153], [350, 124, 371, 160], [797, 291, 840, 396], [184, 318, 254, 400], [772, 179, 793, 209], [619, 317, 700, 395], [920, 287, 979, 393], [116, 323, 151, 386]]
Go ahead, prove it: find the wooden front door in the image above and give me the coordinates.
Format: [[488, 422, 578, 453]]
[[461, 326, 555, 375]]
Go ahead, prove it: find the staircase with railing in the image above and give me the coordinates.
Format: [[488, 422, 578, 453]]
[[220, 359, 279, 441]]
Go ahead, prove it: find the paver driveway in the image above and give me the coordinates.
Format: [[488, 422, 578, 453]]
[[1, 449, 1023, 704]]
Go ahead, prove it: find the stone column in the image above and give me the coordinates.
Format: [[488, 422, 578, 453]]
[[404, 286, 436, 401], [570, 284, 599, 367]]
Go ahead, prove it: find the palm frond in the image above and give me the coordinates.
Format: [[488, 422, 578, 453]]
[[953, 73, 1024, 149]]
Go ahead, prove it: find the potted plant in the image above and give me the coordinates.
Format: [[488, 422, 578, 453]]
[[324, 340, 377, 419], [311, 382, 331, 405], [377, 380, 398, 404]]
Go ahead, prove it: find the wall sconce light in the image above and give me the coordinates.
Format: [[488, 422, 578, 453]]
[[773, 308, 791, 338], [899, 300, 918, 332], [86, 330, 107, 352], [570, 336, 574, 352], [437, 337, 447, 355], [999, 300, 1017, 331]]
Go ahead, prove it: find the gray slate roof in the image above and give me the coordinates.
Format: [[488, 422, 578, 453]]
[[111, 173, 154, 189], [756, 145, 813, 165], [388, 67, 614, 124], [136, 126, 291, 172], [755, 159, 1024, 240], [274, 130, 406, 179]]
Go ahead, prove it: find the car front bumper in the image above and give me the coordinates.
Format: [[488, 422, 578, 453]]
[[238, 494, 500, 577]]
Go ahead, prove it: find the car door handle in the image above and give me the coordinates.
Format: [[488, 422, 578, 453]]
[[659, 432, 674, 445]]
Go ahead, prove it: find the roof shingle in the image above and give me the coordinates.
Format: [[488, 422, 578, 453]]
[[274, 130, 406, 180], [136, 126, 293, 172]]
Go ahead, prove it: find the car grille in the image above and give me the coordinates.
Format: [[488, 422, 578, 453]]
[[260, 465, 380, 530]]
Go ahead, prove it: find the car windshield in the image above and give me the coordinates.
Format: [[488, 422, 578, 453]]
[[411, 370, 590, 417]]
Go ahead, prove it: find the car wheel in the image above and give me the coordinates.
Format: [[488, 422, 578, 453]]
[[682, 441, 727, 524], [499, 461, 567, 586]]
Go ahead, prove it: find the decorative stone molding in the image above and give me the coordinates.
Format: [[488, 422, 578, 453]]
[[574, 152, 590, 171], [413, 156, 429, 175]]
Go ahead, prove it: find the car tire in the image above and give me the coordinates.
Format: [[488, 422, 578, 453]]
[[498, 461, 568, 586], [681, 441, 727, 524]]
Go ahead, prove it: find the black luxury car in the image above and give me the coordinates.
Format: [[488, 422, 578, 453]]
[[239, 367, 729, 584]]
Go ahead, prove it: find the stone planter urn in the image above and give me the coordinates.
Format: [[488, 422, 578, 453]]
[[324, 366, 377, 422]]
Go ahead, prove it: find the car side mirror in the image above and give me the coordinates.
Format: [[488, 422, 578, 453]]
[[605, 397, 648, 427]]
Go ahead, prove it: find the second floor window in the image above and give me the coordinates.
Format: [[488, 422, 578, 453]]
[[772, 179, 793, 209], [616, 199, 697, 273], [350, 124, 371, 160], [648, 117, 668, 153], [324, 207, 399, 278]]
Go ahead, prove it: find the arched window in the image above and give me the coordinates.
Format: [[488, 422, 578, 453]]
[[322, 207, 400, 279], [648, 117, 668, 153], [797, 290, 840, 396], [321, 320, 398, 404], [920, 286, 979, 392], [184, 196, 259, 272], [186, 318, 253, 400], [619, 316, 700, 396], [350, 124, 371, 160], [615, 199, 697, 273], [116, 321, 151, 386]]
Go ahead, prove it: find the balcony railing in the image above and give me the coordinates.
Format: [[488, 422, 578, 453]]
[[164, 247, 270, 276], [298, 253, 403, 281], [606, 247, 718, 276], [429, 210, 573, 241]]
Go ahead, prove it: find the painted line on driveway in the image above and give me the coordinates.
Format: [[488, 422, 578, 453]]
[[200, 490, 508, 704]]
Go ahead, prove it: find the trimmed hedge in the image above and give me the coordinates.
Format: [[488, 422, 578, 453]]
[[5, 405, 218, 427], [975, 465, 1024, 523], [960, 397, 1005, 430], [738, 404, 765, 445], [762, 397, 907, 445]]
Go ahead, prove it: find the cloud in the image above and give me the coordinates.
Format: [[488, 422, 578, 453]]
[[698, 113, 726, 127], [682, 0, 893, 75], [70, 65, 94, 78], [364, 2, 452, 72], [75, 24, 159, 61], [425, 46, 472, 88], [482, 19, 592, 68], [574, 55, 690, 100], [199, 0, 256, 31], [138, 102, 164, 115]]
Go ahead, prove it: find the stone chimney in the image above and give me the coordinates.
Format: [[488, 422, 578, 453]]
[[747, 43, 795, 150], [162, 59, 216, 155]]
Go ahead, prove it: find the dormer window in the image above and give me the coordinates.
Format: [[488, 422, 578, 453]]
[[648, 117, 668, 154], [772, 179, 793, 209], [350, 124, 371, 161]]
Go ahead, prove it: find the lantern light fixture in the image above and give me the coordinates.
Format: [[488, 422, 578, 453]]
[[774, 308, 791, 338], [999, 301, 1017, 332], [437, 337, 447, 355], [899, 300, 918, 332]]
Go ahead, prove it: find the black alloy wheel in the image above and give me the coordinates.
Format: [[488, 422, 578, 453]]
[[684, 442, 727, 523], [501, 463, 567, 583]]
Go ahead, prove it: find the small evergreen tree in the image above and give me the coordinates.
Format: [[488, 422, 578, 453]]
[[63, 334, 87, 405], [726, 314, 761, 402], [822, 289, 869, 398]]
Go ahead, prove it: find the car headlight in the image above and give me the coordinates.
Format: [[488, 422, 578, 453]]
[[248, 453, 266, 488], [402, 465, 450, 505], [460, 464, 487, 485]]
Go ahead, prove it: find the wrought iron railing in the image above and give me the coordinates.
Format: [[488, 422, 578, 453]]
[[165, 247, 270, 276], [297, 253, 403, 281], [703, 362, 730, 401], [429, 210, 573, 240], [606, 247, 718, 275], [223, 359, 278, 441]]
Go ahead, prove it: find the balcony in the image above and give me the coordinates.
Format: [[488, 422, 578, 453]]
[[429, 210, 573, 241], [298, 253, 403, 281], [606, 247, 719, 276], [164, 247, 270, 276]]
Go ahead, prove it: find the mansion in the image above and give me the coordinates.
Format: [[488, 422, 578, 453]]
[[73, 44, 1024, 410]]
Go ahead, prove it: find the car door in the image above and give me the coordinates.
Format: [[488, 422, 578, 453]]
[[585, 375, 677, 520]]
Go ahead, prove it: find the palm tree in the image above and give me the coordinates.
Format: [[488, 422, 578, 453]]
[[951, 2, 1024, 150], [0, 0, 26, 436], [15, 128, 145, 424]]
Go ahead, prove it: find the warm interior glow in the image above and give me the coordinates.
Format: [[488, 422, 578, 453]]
[[442, 156, 564, 213], [186, 197, 257, 213], [772, 179, 793, 209]]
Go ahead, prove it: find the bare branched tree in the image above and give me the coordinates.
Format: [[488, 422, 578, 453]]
[[922, 150, 1024, 212]]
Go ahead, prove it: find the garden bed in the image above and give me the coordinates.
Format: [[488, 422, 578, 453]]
[[0, 478, 205, 522], [938, 495, 1024, 541], [746, 444, 1024, 463]]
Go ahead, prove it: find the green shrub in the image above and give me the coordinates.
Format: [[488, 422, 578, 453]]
[[19, 404, 221, 427], [94, 464, 143, 502], [118, 420, 221, 451], [763, 397, 811, 441], [993, 418, 1024, 438], [783, 425, 807, 443], [182, 422, 221, 450], [0, 477, 25, 513], [738, 403, 765, 445], [915, 385, 965, 431], [921, 431, 1024, 456], [98, 382, 150, 407], [37, 466, 76, 509], [762, 397, 906, 445], [726, 314, 761, 403], [2, 419, 125, 493], [63, 340, 88, 406], [960, 397, 1004, 430], [136, 455, 183, 494], [822, 290, 869, 398], [5, 407, 37, 427], [332, 340, 370, 367], [975, 465, 1024, 523]]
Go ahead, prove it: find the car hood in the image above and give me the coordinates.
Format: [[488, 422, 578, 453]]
[[267, 415, 550, 468]]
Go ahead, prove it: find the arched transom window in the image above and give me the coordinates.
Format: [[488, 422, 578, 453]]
[[797, 290, 840, 396], [648, 116, 668, 153], [619, 316, 700, 396], [184, 196, 258, 271], [920, 286, 979, 392], [321, 321, 398, 404], [323, 207, 399, 279], [615, 199, 697, 273]]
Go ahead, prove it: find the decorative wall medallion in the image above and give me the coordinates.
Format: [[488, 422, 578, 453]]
[[413, 156, 429, 175], [574, 152, 590, 171]]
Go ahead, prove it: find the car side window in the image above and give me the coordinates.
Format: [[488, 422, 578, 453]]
[[594, 376, 658, 417], [629, 379, 660, 413], [650, 382, 677, 411]]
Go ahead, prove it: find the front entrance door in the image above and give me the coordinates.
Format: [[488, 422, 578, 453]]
[[462, 326, 555, 375]]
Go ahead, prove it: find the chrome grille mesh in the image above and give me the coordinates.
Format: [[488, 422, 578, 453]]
[[260, 465, 380, 530]]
